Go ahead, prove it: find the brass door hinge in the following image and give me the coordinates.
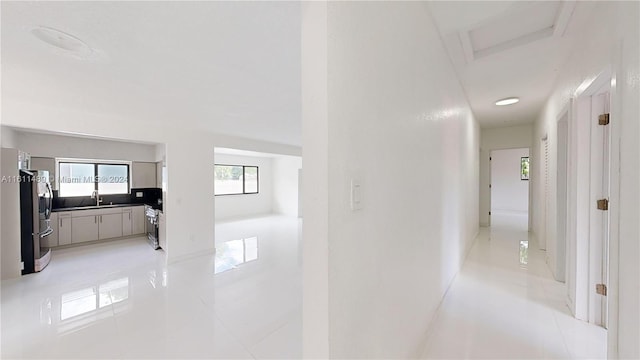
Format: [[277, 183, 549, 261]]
[[598, 113, 610, 125], [597, 199, 609, 211], [596, 283, 607, 296]]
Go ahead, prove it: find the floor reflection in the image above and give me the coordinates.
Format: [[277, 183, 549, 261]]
[[2, 217, 301, 359], [148, 270, 168, 289], [39, 277, 130, 334], [215, 237, 258, 274], [60, 278, 129, 321], [519, 240, 529, 265]]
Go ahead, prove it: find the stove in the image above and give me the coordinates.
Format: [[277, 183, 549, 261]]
[[145, 205, 161, 250]]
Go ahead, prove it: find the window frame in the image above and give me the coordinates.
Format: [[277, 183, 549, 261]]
[[214, 164, 260, 196], [56, 159, 131, 197]]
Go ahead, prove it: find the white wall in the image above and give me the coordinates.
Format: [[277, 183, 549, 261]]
[[15, 130, 157, 162], [531, 2, 639, 358], [272, 156, 302, 217], [479, 124, 532, 226], [301, 3, 329, 356], [1, 148, 22, 280], [214, 153, 273, 221], [302, 2, 480, 358], [0, 126, 18, 148], [155, 144, 166, 163], [491, 148, 529, 213]]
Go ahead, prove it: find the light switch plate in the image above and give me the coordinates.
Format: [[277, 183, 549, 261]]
[[136, 192, 144, 198], [351, 180, 363, 211]]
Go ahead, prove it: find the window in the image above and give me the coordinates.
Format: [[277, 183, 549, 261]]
[[214, 164, 259, 195], [521, 157, 530, 180], [58, 161, 130, 197]]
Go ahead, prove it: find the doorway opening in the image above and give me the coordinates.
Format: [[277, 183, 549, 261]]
[[489, 148, 530, 232]]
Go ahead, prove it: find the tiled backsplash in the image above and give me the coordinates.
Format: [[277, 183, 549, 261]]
[[53, 187, 163, 210]]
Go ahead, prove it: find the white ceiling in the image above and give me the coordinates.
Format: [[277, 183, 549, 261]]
[[427, 1, 595, 128], [2, 1, 596, 143], [1, 2, 301, 146]]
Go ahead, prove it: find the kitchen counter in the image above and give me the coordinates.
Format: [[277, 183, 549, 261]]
[[52, 203, 145, 212]]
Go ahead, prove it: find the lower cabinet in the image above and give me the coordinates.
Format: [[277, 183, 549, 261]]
[[122, 209, 133, 236], [99, 213, 123, 240], [132, 206, 145, 235], [59, 213, 72, 245], [50, 205, 146, 247], [72, 216, 99, 243]]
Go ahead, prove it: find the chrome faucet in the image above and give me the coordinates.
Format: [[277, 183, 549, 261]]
[[91, 190, 103, 206]]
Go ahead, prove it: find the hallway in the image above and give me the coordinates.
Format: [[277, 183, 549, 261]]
[[422, 212, 606, 359]]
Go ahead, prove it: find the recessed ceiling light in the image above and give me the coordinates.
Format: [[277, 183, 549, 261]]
[[495, 97, 520, 106], [30, 26, 93, 59]]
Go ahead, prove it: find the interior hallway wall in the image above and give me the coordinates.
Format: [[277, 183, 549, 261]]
[[531, 1, 639, 357], [479, 124, 532, 226], [214, 153, 273, 221], [491, 148, 529, 213], [302, 2, 480, 358], [272, 156, 302, 217]]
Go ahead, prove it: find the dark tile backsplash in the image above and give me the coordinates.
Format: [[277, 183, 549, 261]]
[[53, 188, 163, 211]]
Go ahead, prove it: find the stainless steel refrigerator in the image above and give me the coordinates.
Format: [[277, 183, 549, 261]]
[[19, 169, 53, 274]]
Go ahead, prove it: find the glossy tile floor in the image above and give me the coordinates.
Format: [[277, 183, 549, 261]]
[[1, 215, 302, 359], [421, 210, 607, 359]]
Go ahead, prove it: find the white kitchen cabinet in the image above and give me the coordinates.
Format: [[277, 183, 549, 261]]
[[156, 162, 163, 188], [133, 206, 145, 234], [72, 216, 99, 243], [98, 213, 123, 240], [42, 212, 59, 247], [49, 205, 147, 247], [132, 162, 157, 188], [58, 213, 72, 245], [122, 208, 133, 236]]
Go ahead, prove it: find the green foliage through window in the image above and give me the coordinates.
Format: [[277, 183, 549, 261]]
[[214, 165, 259, 195], [521, 157, 530, 181]]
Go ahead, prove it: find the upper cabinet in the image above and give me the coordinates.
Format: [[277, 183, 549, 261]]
[[132, 162, 157, 188], [156, 162, 163, 188]]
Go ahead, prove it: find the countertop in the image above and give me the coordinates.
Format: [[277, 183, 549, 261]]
[[52, 203, 146, 212]]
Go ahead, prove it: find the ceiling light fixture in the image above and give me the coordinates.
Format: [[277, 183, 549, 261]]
[[495, 97, 520, 106], [30, 26, 94, 59]]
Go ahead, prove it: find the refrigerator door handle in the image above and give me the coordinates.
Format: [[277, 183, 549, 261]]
[[44, 182, 53, 219], [39, 226, 53, 238], [35, 219, 53, 238]]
